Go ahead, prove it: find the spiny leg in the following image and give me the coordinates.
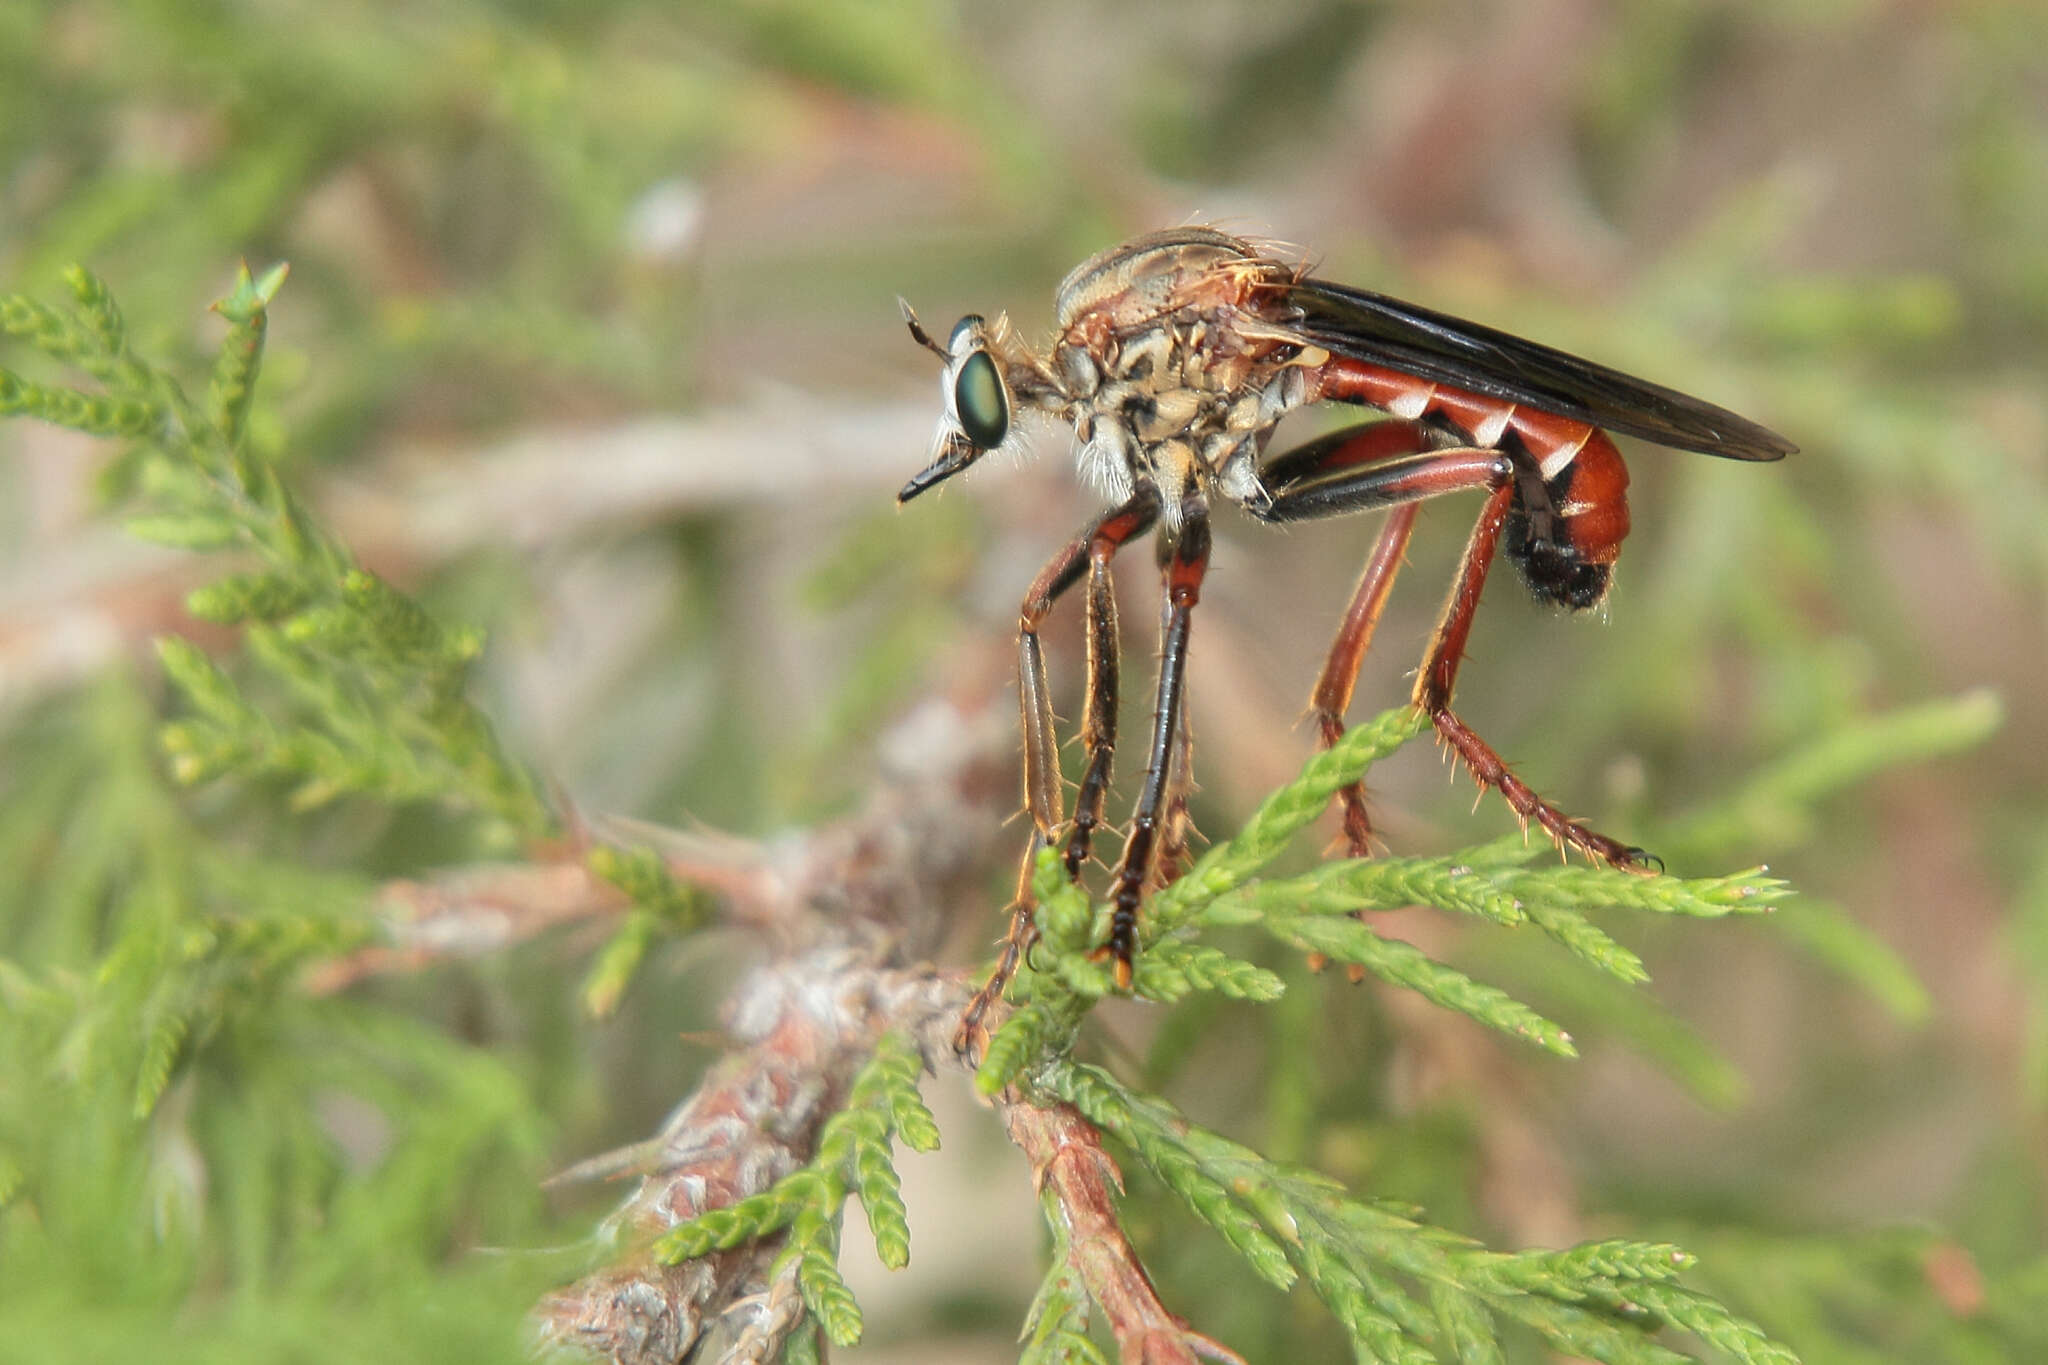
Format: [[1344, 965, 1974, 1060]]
[[1095, 497, 1212, 989], [1311, 506, 1418, 855], [957, 491, 1158, 1050], [1155, 603, 1198, 888], [956, 829, 1050, 1051], [1063, 499, 1158, 878], [1261, 425, 1505, 857], [1415, 482, 1650, 869]]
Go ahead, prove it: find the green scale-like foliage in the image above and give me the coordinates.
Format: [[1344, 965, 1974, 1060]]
[[3, 264, 546, 836], [977, 708, 1788, 1095], [580, 845, 715, 1017], [1046, 1060, 1799, 1365], [652, 1031, 940, 1348], [0, 268, 743, 1361], [915, 687, 1990, 1361]]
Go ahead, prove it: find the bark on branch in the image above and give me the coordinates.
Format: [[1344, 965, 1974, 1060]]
[[495, 697, 1240, 1364]]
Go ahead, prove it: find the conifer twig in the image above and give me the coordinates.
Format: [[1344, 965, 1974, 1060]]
[[304, 861, 628, 993], [530, 699, 1012, 1364], [534, 949, 971, 1365], [524, 692, 1253, 1363], [999, 1091, 1246, 1365]]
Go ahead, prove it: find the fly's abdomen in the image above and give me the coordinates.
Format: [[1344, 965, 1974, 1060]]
[[1315, 357, 1631, 607], [1548, 431, 1630, 568]]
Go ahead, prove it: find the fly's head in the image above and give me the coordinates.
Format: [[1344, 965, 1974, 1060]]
[[898, 304, 1049, 504]]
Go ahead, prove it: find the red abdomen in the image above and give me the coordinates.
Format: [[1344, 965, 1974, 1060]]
[[1315, 357, 1631, 604]]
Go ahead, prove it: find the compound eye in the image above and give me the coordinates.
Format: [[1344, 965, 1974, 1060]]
[[953, 350, 1009, 448], [949, 314, 984, 350]]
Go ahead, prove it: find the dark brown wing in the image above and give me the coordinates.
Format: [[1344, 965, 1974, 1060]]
[[1276, 277, 1795, 461]]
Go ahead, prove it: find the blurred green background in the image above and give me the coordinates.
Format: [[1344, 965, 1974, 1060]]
[[2, 1, 2045, 1360]]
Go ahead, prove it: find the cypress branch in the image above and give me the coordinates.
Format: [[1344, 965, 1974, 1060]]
[[650, 1030, 940, 1344], [1029, 1060, 1799, 1363], [1271, 913, 1579, 1058], [0, 271, 554, 835], [1149, 706, 1426, 931]]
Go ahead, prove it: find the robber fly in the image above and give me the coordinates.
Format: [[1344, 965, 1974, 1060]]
[[899, 227, 1792, 1032]]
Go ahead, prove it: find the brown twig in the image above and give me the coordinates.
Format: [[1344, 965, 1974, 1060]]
[[527, 695, 1010, 1364], [304, 860, 628, 995], [999, 1094, 1247, 1365], [533, 950, 972, 1365], [502, 691, 1240, 1364]]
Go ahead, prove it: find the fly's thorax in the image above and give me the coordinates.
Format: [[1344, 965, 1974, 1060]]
[[1035, 228, 1311, 515], [1056, 306, 1313, 513], [1053, 227, 1272, 336], [1207, 375, 1296, 508]]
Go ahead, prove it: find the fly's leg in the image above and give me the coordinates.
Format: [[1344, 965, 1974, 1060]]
[[1311, 507, 1418, 855], [1260, 425, 1507, 857], [1155, 620, 1197, 887], [1063, 500, 1157, 877], [1095, 497, 1211, 989], [955, 830, 1051, 1053], [1260, 432, 1650, 866], [1415, 483, 1653, 870], [1262, 421, 1461, 856], [957, 491, 1158, 1052], [956, 549, 1077, 1052]]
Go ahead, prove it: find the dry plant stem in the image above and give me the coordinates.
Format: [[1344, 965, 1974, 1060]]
[[534, 951, 971, 1365], [536, 954, 1242, 1365], [280, 690, 1270, 1363], [305, 861, 633, 994], [1001, 1093, 1247, 1365], [510, 692, 1247, 1364], [530, 699, 1015, 1364]]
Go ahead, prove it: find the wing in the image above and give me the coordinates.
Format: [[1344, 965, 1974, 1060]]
[[1274, 276, 1795, 461]]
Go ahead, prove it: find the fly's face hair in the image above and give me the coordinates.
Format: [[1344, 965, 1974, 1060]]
[[898, 307, 1045, 503]]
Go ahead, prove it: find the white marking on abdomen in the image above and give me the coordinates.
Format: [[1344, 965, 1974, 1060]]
[[1470, 404, 1512, 447], [1536, 427, 1591, 480], [1387, 381, 1435, 420]]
